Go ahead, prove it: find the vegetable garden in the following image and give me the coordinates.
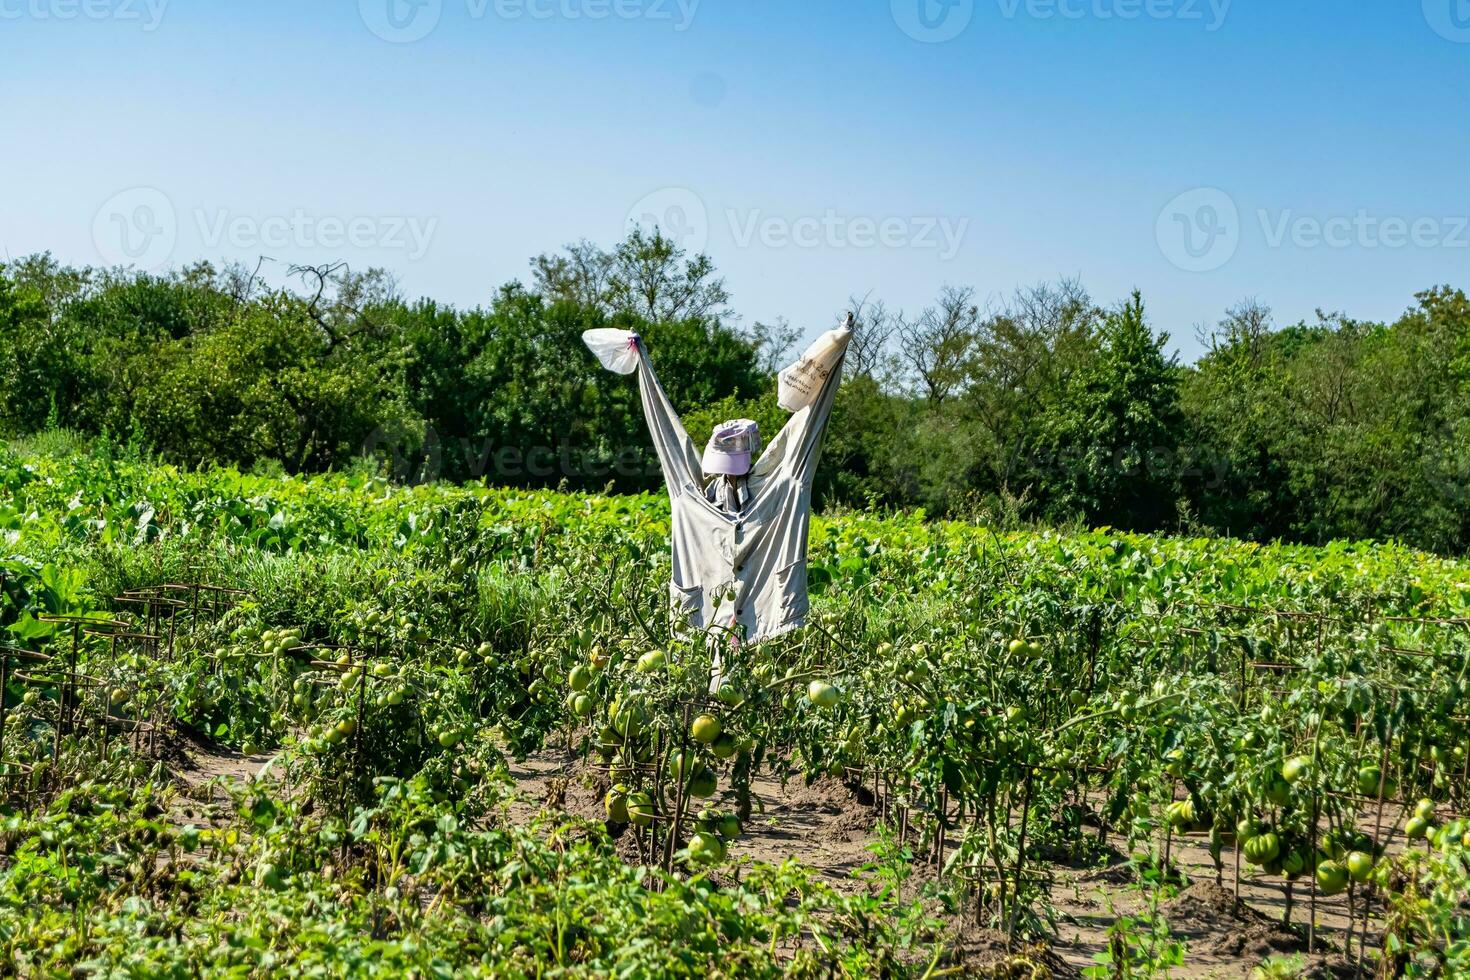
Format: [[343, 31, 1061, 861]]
[[0, 441, 1467, 978]]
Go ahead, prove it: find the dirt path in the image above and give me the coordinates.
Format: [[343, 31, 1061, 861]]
[[503, 747, 1386, 978], [166, 735, 275, 828]]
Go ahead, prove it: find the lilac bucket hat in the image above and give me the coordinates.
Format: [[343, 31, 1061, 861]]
[[702, 419, 760, 477]]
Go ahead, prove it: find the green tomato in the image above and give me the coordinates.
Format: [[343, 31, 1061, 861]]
[[1346, 851, 1374, 883], [690, 713, 722, 744], [1315, 860, 1349, 896], [605, 787, 629, 823], [1356, 765, 1388, 796], [1265, 779, 1292, 807], [710, 733, 738, 760], [1244, 832, 1280, 866], [687, 831, 725, 866], [806, 681, 840, 709], [686, 767, 718, 799], [627, 792, 655, 827], [1281, 755, 1311, 784], [1165, 799, 1195, 829]]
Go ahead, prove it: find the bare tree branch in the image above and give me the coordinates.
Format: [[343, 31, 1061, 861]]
[[897, 285, 980, 405]]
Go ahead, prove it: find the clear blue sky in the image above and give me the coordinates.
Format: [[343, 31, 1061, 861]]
[[4, 0, 1468, 359]]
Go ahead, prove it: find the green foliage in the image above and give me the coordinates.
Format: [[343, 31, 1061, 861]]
[[2, 450, 1470, 975], [1037, 291, 1185, 532], [3, 243, 1469, 553], [1378, 831, 1470, 978]]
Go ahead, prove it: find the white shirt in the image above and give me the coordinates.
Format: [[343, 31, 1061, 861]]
[[631, 329, 851, 643]]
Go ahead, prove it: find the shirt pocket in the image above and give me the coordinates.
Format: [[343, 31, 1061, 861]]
[[775, 559, 809, 625], [669, 580, 704, 626]]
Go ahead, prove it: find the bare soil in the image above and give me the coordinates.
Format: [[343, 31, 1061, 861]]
[[165, 733, 275, 828], [504, 747, 1391, 979]]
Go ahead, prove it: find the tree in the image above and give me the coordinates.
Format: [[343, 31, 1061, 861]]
[[129, 290, 402, 472], [532, 229, 731, 327], [607, 227, 730, 326], [1182, 299, 1301, 540], [0, 267, 53, 433], [965, 279, 1102, 497], [845, 295, 899, 383], [746, 316, 800, 376], [1038, 290, 1185, 531], [897, 285, 979, 405], [531, 239, 614, 312]]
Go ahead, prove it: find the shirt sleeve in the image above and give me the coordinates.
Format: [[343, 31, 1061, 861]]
[[633, 338, 702, 492], [777, 327, 852, 485]]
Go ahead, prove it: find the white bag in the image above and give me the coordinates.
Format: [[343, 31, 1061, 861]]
[[582, 329, 641, 375], [777, 325, 851, 412]]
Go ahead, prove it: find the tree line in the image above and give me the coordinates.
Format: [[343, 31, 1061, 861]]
[[1, 230, 1466, 554]]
